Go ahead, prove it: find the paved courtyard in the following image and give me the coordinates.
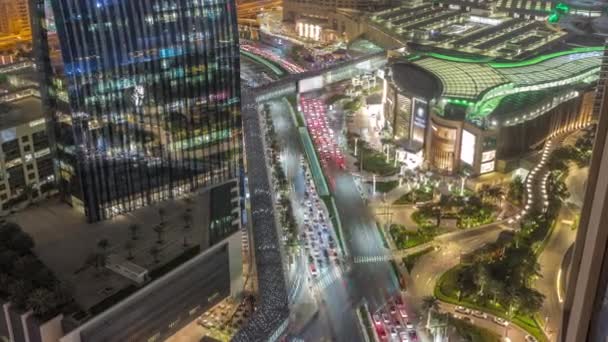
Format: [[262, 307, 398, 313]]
[[10, 190, 215, 310]]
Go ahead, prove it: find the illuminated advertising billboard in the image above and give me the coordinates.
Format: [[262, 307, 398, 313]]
[[460, 130, 476, 166], [412, 98, 427, 143], [480, 160, 495, 174], [481, 150, 496, 162]]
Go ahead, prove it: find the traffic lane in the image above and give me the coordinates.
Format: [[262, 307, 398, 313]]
[[536, 206, 577, 340], [330, 172, 400, 309], [440, 303, 528, 342], [331, 173, 388, 256]]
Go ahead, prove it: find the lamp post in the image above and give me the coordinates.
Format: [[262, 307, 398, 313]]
[[354, 137, 359, 156]]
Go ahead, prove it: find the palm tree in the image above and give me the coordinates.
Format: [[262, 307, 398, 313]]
[[128, 224, 140, 241], [153, 225, 165, 244], [124, 240, 135, 260], [149, 246, 160, 263], [26, 288, 57, 317], [478, 184, 491, 203], [158, 207, 167, 226], [182, 212, 193, 247]]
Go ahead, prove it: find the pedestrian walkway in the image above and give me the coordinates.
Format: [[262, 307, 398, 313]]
[[353, 255, 393, 264], [312, 267, 343, 292]]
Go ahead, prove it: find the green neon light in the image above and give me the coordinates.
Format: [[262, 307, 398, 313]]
[[489, 46, 603, 68], [447, 98, 475, 106], [240, 50, 284, 76], [555, 2, 570, 13], [548, 12, 561, 23]]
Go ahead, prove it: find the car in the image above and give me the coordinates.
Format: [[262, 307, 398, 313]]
[[405, 321, 414, 330], [399, 331, 409, 342], [462, 316, 474, 324], [377, 327, 387, 340], [389, 305, 396, 314], [382, 313, 390, 324], [493, 317, 508, 326], [472, 310, 488, 319], [372, 314, 382, 326], [395, 296, 405, 307], [399, 309, 408, 319], [390, 327, 398, 339], [408, 330, 418, 341], [455, 306, 471, 315], [524, 335, 538, 342]]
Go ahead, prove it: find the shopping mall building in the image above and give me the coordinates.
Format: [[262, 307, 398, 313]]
[[383, 47, 600, 176]]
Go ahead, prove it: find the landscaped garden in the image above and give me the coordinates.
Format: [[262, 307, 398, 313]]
[[0, 222, 74, 319], [410, 193, 498, 230], [393, 187, 434, 204], [348, 134, 399, 177], [368, 180, 399, 193], [390, 224, 433, 249], [433, 142, 578, 342]]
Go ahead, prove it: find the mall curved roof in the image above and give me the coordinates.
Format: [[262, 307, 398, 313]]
[[407, 47, 602, 100]]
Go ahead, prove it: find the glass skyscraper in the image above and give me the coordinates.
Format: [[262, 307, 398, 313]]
[[31, 0, 242, 221]]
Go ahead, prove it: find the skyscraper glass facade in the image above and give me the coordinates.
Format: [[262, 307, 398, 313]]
[[32, 0, 242, 221]]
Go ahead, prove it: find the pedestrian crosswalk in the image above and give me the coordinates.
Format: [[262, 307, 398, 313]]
[[353, 255, 393, 264], [312, 267, 343, 292]]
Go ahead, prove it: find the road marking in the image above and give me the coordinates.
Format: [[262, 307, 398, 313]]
[[312, 267, 342, 292], [557, 269, 564, 303], [353, 255, 393, 264]]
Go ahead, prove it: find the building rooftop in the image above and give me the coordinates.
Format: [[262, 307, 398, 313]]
[[404, 46, 601, 100], [371, 7, 567, 60], [0, 96, 44, 128]]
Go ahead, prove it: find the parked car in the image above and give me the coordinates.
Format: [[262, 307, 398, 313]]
[[455, 306, 471, 315], [493, 317, 509, 326], [472, 310, 488, 319]]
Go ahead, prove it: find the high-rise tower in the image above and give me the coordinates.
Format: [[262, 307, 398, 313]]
[[31, 0, 242, 221], [560, 43, 608, 341]]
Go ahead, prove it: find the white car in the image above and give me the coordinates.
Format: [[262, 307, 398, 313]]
[[525, 335, 538, 342], [455, 306, 471, 315], [472, 310, 488, 319], [493, 317, 509, 326], [382, 313, 391, 324], [399, 331, 409, 342], [405, 321, 414, 330]]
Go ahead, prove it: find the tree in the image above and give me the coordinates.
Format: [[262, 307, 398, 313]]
[[158, 207, 167, 226], [9, 231, 34, 254], [153, 225, 165, 244], [27, 288, 57, 317], [508, 176, 524, 204], [479, 184, 491, 203], [97, 239, 110, 259], [129, 224, 140, 241], [124, 240, 135, 260], [8, 279, 33, 308], [516, 287, 545, 316], [474, 263, 490, 297], [149, 246, 160, 263]]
